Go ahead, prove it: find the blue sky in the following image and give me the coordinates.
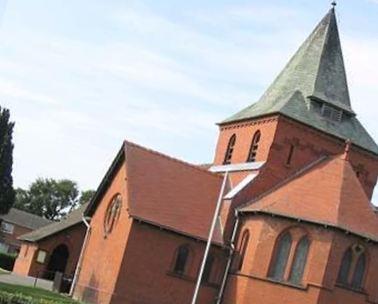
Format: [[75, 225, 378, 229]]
[[0, 0, 377, 201]]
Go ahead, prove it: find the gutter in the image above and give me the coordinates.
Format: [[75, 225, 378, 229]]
[[216, 209, 240, 304], [69, 215, 91, 297]]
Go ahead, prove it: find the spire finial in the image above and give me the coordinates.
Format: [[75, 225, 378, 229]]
[[331, 1, 337, 8]]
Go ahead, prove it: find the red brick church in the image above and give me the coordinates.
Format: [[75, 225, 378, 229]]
[[16, 7, 378, 304]]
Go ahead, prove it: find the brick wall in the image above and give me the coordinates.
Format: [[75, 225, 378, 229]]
[[13, 223, 86, 278], [223, 215, 378, 304], [111, 221, 225, 304]]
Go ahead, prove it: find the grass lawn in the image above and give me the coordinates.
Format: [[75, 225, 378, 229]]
[[0, 282, 80, 303]]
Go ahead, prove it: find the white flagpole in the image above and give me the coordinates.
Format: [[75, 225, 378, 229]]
[[191, 171, 229, 304]]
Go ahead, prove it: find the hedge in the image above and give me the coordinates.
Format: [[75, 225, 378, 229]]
[[0, 291, 77, 304], [0, 252, 17, 271], [0, 291, 53, 304]]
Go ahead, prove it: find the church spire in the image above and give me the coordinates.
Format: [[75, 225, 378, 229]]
[[223, 8, 353, 126], [255, 7, 352, 114], [311, 7, 351, 111], [221, 8, 378, 155]]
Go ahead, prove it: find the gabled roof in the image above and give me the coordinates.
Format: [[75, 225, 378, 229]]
[[240, 154, 378, 241], [19, 204, 87, 242], [221, 8, 378, 155], [0, 208, 51, 230], [86, 141, 225, 245], [124, 141, 224, 245]]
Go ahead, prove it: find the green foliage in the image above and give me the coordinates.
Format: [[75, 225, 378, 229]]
[[0, 106, 15, 214], [0, 252, 17, 271], [79, 190, 95, 205], [0, 283, 79, 303], [14, 179, 80, 221], [14, 179, 95, 220]]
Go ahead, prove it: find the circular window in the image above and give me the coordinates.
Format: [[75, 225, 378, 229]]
[[104, 194, 122, 237]]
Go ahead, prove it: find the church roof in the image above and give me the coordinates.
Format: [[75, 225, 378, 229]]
[[240, 154, 378, 241], [85, 141, 225, 245], [124, 141, 224, 245], [221, 8, 378, 155]]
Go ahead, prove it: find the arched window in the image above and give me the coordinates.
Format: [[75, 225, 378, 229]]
[[237, 230, 250, 271], [268, 232, 292, 281], [337, 248, 352, 285], [247, 130, 261, 162], [224, 134, 236, 165], [104, 194, 122, 237], [173, 245, 190, 275], [202, 254, 215, 283], [351, 253, 366, 289], [288, 236, 310, 285], [337, 245, 367, 290]]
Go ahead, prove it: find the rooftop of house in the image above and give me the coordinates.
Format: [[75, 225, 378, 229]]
[[0, 208, 51, 231], [221, 8, 378, 155], [18, 203, 88, 242]]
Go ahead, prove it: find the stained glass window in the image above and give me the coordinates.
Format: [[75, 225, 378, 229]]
[[351, 252, 366, 290], [268, 232, 292, 281], [104, 194, 122, 237], [337, 248, 353, 285], [174, 245, 189, 275], [202, 255, 215, 283], [288, 236, 310, 285]]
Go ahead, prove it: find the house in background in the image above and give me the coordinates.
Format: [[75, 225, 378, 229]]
[[13, 203, 88, 281], [0, 208, 51, 254]]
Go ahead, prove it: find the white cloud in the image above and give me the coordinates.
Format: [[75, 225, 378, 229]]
[[1, 1, 377, 196]]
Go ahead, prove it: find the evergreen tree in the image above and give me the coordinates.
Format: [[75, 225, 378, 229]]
[[0, 106, 15, 214]]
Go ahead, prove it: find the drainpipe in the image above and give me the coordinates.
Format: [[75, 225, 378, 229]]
[[216, 209, 240, 304], [191, 171, 229, 304], [69, 215, 91, 297]]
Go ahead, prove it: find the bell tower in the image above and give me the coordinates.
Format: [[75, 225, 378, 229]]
[[212, 7, 378, 200]]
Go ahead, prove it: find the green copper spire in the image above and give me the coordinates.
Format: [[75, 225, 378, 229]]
[[222, 8, 378, 155]]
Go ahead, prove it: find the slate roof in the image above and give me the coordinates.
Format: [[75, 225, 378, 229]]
[[86, 141, 225, 245], [19, 204, 88, 242], [240, 154, 378, 242], [0, 208, 51, 230], [221, 8, 378, 155]]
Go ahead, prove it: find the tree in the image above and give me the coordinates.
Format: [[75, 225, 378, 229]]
[[14, 178, 80, 220], [80, 189, 96, 205], [0, 106, 15, 214]]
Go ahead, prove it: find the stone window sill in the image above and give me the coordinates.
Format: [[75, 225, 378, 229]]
[[264, 278, 306, 290], [335, 283, 367, 295]]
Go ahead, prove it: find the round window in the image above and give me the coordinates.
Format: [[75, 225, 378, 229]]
[[104, 194, 122, 237]]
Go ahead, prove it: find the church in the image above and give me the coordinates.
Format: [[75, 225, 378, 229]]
[[54, 7, 378, 304]]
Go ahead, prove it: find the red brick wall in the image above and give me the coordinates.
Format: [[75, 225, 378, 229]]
[[213, 116, 279, 166], [13, 243, 38, 275], [215, 116, 377, 206], [111, 221, 225, 304], [73, 161, 132, 304], [223, 215, 378, 304], [272, 116, 378, 199], [13, 223, 86, 278]]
